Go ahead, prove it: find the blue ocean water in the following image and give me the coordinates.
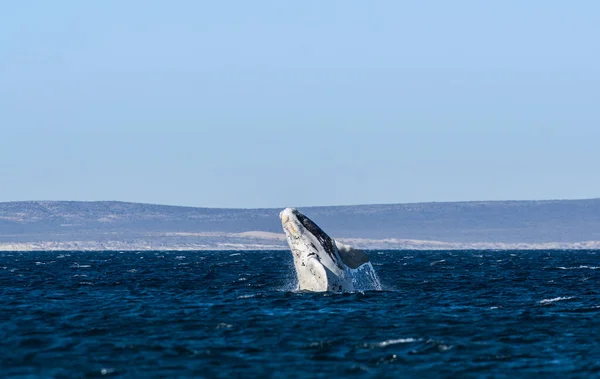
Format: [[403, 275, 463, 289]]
[[1, 250, 600, 378]]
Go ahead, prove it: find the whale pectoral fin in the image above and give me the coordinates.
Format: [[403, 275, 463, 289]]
[[334, 240, 370, 269], [305, 257, 328, 292]]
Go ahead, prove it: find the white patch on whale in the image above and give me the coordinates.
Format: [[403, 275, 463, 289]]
[[279, 207, 382, 292]]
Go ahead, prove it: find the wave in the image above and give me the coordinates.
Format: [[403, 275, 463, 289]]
[[539, 296, 576, 304]]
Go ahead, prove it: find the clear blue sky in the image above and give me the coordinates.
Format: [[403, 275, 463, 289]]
[[1, 1, 598, 208]]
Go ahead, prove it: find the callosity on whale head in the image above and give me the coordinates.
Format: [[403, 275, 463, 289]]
[[279, 207, 382, 292]]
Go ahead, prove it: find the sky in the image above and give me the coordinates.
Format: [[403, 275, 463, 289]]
[[1, 1, 599, 208]]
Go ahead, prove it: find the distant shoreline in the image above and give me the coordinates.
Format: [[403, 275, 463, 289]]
[[2, 239, 599, 252], [2, 199, 600, 250]]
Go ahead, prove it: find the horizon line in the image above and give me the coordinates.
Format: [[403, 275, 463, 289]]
[[1, 196, 599, 210]]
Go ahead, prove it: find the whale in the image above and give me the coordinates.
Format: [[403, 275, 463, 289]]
[[279, 207, 382, 292]]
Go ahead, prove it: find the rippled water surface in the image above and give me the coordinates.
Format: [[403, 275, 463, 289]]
[[2, 250, 600, 378]]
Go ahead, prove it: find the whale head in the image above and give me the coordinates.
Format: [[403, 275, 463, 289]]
[[280, 207, 346, 291], [280, 208, 381, 292], [280, 208, 340, 263]]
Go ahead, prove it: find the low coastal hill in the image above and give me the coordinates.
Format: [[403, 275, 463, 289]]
[[1, 199, 599, 250]]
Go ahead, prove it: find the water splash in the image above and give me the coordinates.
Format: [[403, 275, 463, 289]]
[[348, 262, 383, 291]]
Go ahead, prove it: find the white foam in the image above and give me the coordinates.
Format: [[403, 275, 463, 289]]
[[374, 338, 418, 347], [540, 296, 575, 304], [70, 263, 91, 268]]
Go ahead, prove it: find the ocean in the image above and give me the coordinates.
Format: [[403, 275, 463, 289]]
[[1, 250, 599, 378]]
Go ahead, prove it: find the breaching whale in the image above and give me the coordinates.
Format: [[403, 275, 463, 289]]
[[279, 207, 381, 292]]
